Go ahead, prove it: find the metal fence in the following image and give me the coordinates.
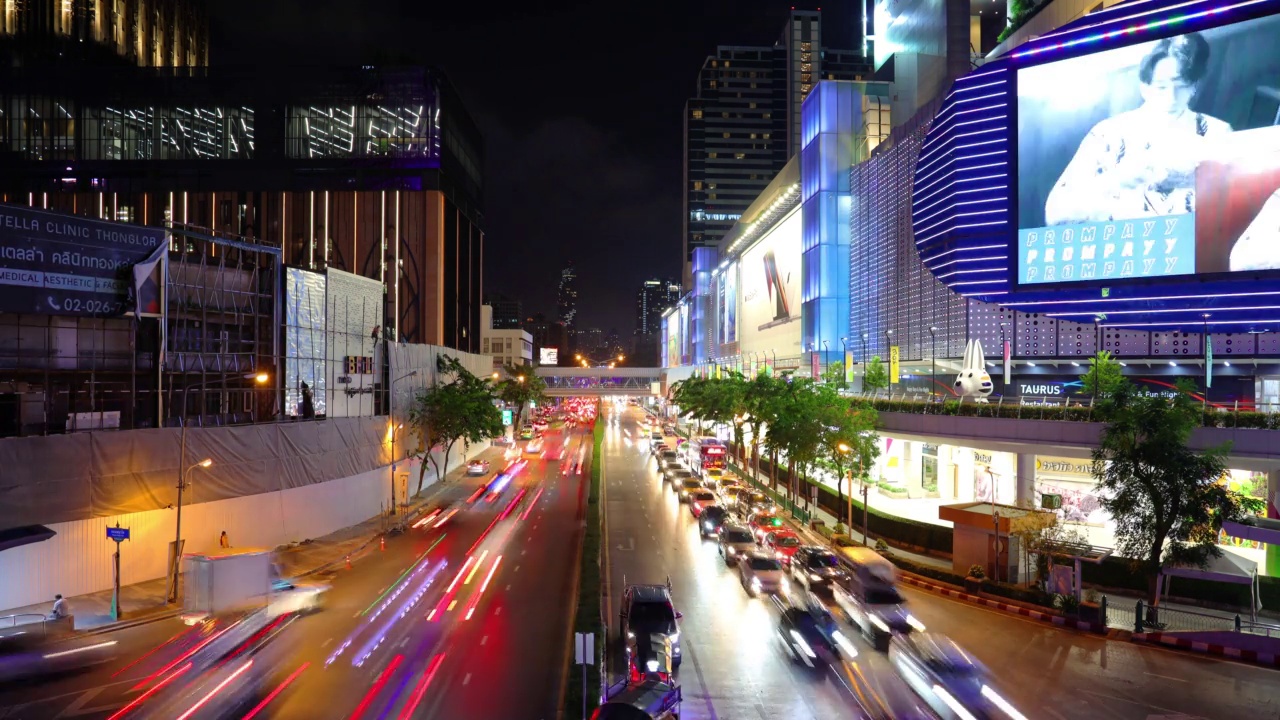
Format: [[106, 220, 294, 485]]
[[1106, 597, 1280, 637]]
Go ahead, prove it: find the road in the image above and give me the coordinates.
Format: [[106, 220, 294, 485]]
[[0, 423, 591, 720], [600, 404, 1280, 720]]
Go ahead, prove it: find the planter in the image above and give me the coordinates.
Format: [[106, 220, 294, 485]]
[[1077, 601, 1104, 626], [963, 576, 984, 594], [879, 486, 909, 499]]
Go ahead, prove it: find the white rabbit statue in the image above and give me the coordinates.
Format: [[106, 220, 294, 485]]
[[953, 339, 993, 402]]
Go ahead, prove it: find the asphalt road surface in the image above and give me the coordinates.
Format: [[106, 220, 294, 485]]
[[0, 423, 591, 720], [600, 404, 1280, 720]]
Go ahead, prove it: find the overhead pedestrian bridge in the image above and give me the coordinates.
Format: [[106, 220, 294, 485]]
[[532, 367, 664, 397]]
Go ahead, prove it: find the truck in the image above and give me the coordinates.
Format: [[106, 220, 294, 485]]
[[594, 676, 682, 720], [181, 548, 327, 625], [831, 547, 923, 651]]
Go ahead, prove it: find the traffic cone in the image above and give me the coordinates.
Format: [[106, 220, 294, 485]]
[[380, 536, 386, 552], [345, 554, 352, 569]]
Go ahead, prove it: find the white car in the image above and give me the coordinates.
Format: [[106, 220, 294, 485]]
[[738, 552, 787, 596], [267, 579, 329, 617], [467, 460, 490, 475], [525, 438, 544, 455]]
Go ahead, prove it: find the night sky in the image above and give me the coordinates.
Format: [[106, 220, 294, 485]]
[[204, 1, 859, 335]]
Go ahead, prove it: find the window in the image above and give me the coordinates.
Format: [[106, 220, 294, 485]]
[[708, 152, 717, 159], [734, 153, 745, 160], [692, 108, 703, 119], [749, 102, 757, 109], [692, 181, 703, 191], [483, 338, 490, 353], [722, 132, 730, 139]]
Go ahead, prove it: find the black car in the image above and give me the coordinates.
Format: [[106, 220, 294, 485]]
[[697, 506, 729, 538], [790, 546, 848, 592], [619, 582, 683, 673], [776, 606, 839, 668]]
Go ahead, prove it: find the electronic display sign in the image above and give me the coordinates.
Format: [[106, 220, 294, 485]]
[[739, 209, 803, 356], [1016, 15, 1280, 286], [540, 347, 559, 365]]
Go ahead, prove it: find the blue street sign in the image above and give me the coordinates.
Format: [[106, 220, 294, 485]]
[[106, 526, 130, 542]]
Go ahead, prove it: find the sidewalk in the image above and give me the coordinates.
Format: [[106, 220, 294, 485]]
[[0, 445, 507, 634]]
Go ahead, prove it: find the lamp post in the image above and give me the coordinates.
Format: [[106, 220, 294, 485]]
[[389, 369, 419, 515], [838, 442, 852, 534], [885, 330, 894, 388], [928, 326, 938, 400], [169, 457, 212, 603], [1093, 317, 1102, 400], [1202, 313, 1211, 412]]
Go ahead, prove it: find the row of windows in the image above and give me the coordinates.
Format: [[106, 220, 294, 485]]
[[718, 132, 771, 139]]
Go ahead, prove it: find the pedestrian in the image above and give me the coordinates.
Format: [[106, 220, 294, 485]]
[[219, 530, 230, 548], [49, 593, 68, 620], [300, 381, 315, 419]]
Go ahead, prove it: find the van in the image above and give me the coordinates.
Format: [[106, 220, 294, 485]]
[[832, 547, 922, 651]]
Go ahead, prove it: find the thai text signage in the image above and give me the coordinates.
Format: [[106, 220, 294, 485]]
[[0, 204, 165, 317]]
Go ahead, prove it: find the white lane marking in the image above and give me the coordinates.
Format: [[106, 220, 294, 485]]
[[481, 635, 488, 646], [515, 565, 520, 572], [397, 637, 410, 649], [521, 549, 527, 556], [1143, 671, 1188, 683], [463, 673, 472, 685], [505, 584, 512, 591], [352, 611, 361, 618], [495, 606, 503, 615], [321, 638, 334, 648]]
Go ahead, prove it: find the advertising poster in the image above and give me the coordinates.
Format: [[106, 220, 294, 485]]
[[889, 345, 900, 385], [719, 263, 738, 345], [678, 303, 690, 364], [0, 204, 167, 317], [1017, 16, 1280, 285], [739, 210, 803, 356], [540, 347, 559, 365]]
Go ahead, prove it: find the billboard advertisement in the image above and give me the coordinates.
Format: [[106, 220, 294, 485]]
[[718, 263, 738, 345], [1017, 16, 1280, 286], [739, 209, 803, 356], [540, 347, 559, 365], [678, 302, 690, 365], [0, 204, 167, 317]]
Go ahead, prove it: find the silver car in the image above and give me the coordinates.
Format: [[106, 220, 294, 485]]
[[719, 524, 756, 566], [890, 632, 1022, 720], [738, 552, 787, 596]]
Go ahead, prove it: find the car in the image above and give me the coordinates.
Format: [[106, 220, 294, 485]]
[[735, 491, 772, 518], [619, 580, 683, 675], [719, 486, 742, 507], [776, 605, 840, 669], [657, 450, 680, 467], [719, 524, 756, 565], [519, 427, 535, 440], [677, 478, 704, 502], [763, 530, 801, 564], [890, 633, 1023, 720], [702, 467, 724, 484], [0, 630, 119, 683], [491, 436, 513, 447], [697, 506, 729, 538], [467, 459, 490, 475], [663, 467, 692, 484], [790, 546, 848, 592], [651, 443, 669, 457], [534, 421, 549, 432], [738, 552, 787, 596], [689, 491, 717, 517], [834, 547, 923, 650], [662, 424, 675, 435], [714, 476, 741, 494], [650, 432, 664, 447], [525, 438, 544, 455], [748, 512, 784, 542]]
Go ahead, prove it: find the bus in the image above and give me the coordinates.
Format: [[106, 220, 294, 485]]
[[682, 437, 727, 477]]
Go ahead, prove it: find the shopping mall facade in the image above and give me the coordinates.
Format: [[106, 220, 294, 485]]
[[661, 0, 1280, 575]]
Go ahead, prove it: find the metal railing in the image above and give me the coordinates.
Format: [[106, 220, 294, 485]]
[[0, 613, 50, 633], [1108, 597, 1280, 637]]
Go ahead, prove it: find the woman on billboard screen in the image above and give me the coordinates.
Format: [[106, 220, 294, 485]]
[[1043, 33, 1231, 225]]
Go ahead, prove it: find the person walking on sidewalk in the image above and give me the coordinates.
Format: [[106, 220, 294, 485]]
[[219, 531, 230, 549]]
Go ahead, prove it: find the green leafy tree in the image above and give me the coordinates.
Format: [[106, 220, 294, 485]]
[[743, 373, 785, 482], [765, 378, 826, 506], [863, 355, 889, 391], [496, 364, 547, 432], [407, 356, 504, 495], [819, 391, 881, 529], [1079, 350, 1128, 399], [1092, 380, 1263, 601], [822, 360, 848, 389], [671, 376, 711, 433]]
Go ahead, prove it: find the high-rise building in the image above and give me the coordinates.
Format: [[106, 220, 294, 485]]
[[522, 313, 569, 365], [633, 279, 681, 365], [557, 262, 578, 337], [579, 327, 604, 356], [484, 293, 524, 329], [682, 9, 870, 283]]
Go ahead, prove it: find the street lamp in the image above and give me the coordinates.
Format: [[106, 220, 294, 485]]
[[1093, 317, 1103, 400], [389, 369, 419, 515], [885, 330, 894, 386], [169, 457, 213, 603], [928, 326, 938, 399]]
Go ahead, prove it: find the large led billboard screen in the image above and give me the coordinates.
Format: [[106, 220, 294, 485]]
[[740, 209, 803, 356], [1016, 15, 1280, 286], [718, 263, 738, 345]]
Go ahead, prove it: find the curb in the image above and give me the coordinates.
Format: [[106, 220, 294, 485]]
[[78, 609, 182, 637], [1133, 631, 1280, 668], [896, 574, 1104, 633]]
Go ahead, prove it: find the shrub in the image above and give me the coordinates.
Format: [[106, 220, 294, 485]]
[[967, 564, 986, 580], [874, 537, 889, 553]]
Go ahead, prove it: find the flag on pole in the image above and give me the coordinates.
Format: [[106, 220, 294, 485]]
[[130, 239, 167, 317]]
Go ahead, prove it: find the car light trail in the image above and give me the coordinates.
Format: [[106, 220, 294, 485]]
[[464, 551, 489, 584], [175, 659, 254, 720], [347, 654, 404, 720], [240, 661, 310, 720], [519, 487, 545, 521], [107, 662, 193, 720], [359, 534, 447, 617], [111, 625, 194, 677], [411, 508, 441, 529], [131, 623, 233, 691], [43, 640, 117, 659], [428, 555, 476, 622], [497, 487, 527, 521], [353, 560, 446, 667], [397, 654, 446, 720], [432, 507, 459, 528], [462, 554, 503, 620], [466, 486, 487, 504]]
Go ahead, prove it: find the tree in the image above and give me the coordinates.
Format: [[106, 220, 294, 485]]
[[765, 378, 826, 508], [496, 364, 546, 432], [822, 360, 848, 389], [1092, 380, 1262, 602], [863, 356, 889, 391], [1079, 350, 1127, 399], [407, 356, 504, 495], [818, 391, 881, 529]]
